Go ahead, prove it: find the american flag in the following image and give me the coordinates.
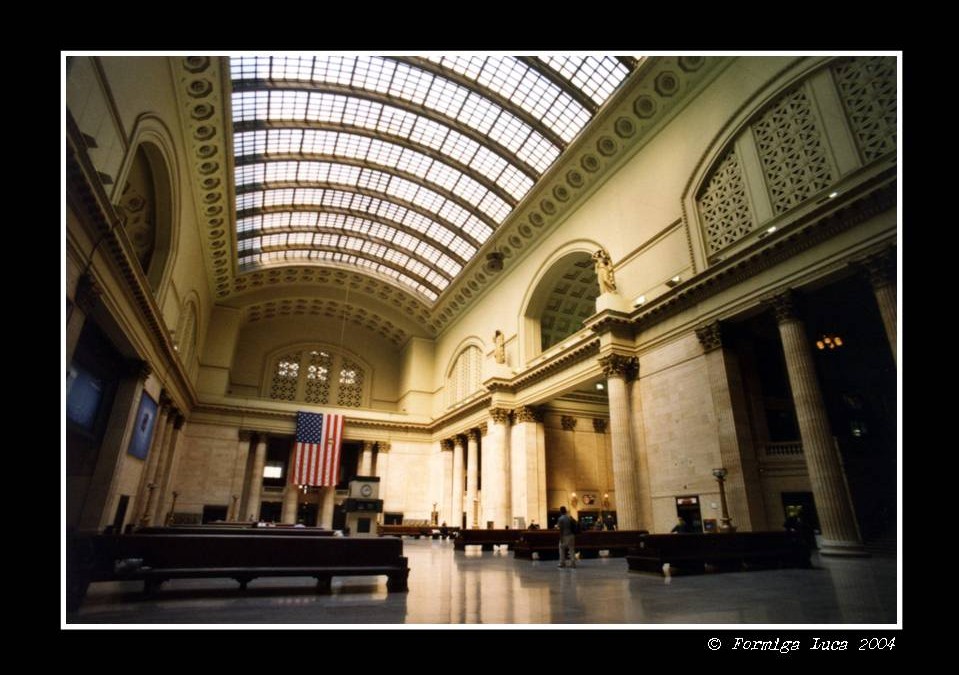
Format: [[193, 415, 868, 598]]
[[292, 412, 344, 486]]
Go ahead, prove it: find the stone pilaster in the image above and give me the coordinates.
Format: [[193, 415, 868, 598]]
[[599, 353, 642, 530], [281, 442, 299, 524], [246, 433, 269, 521], [466, 429, 480, 529], [860, 248, 897, 363], [451, 435, 466, 527], [769, 291, 865, 555], [375, 442, 390, 520], [151, 411, 185, 525], [132, 395, 172, 526], [233, 430, 254, 520], [695, 320, 767, 530]]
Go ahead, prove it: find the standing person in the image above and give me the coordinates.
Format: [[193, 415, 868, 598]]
[[556, 506, 577, 568]]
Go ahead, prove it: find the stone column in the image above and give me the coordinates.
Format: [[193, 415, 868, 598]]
[[861, 248, 897, 363], [152, 412, 185, 525], [65, 274, 101, 369], [451, 435, 466, 528], [319, 486, 336, 529], [375, 442, 391, 523], [359, 440, 375, 476], [439, 439, 454, 524], [486, 408, 512, 528], [511, 406, 547, 529], [695, 321, 768, 531], [246, 433, 269, 521], [599, 353, 642, 531], [232, 431, 254, 521], [769, 291, 865, 556], [78, 360, 150, 531], [281, 442, 299, 524], [466, 429, 480, 529]]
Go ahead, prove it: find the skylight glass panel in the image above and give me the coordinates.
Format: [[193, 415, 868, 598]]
[[230, 54, 637, 303]]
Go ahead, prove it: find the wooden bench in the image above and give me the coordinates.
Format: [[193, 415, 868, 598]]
[[377, 524, 461, 539], [452, 529, 524, 551], [137, 526, 336, 536], [513, 530, 650, 560], [625, 531, 811, 575], [68, 533, 409, 608]]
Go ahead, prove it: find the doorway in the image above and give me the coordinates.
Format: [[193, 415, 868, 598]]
[[297, 502, 318, 527], [675, 496, 703, 532]]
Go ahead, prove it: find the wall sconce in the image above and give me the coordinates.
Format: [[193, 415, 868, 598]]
[[711, 468, 735, 533], [815, 335, 844, 350], [603, 493, 610, 509], [570, 492, 578, 508]]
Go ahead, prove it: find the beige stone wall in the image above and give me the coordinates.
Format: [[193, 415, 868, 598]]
[[543, 412, 614, 517], [229, 315, 402, 410], [381, 440, 434, 521], [638, 333, 722, 533], [170, 422, 245, 518]]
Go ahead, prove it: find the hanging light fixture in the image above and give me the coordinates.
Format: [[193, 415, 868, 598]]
[[815, 334, 844, 351]]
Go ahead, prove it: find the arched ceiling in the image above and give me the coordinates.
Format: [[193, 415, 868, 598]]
[[229, 55, 636, 304], [539, 255, 599, 350]]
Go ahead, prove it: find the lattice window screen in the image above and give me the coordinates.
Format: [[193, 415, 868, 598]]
[[697, 148, 755, 254], [336, 357, 365, 408], [832, 56, 897, 163], [269, 351, 302, 401], [752, 85, 835, 215], [304, 350, 332, 404]]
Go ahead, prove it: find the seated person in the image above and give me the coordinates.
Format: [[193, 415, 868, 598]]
[[671, 518, 691, 534]]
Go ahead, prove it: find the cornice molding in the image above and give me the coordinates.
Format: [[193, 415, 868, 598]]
[[66, 113, 197, 416], [630, 170, 896, 334]]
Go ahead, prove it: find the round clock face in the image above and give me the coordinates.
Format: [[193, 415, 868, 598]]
[[360, 483, 373, 497]]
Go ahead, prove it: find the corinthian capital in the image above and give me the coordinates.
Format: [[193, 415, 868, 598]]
[[489, 407, 512, 425], [766, 289, 800, 324], [598, 353, 638, 381], [513, 406, 543, 424], [860, 248, 896, 290], [695, 321, 724, 353]]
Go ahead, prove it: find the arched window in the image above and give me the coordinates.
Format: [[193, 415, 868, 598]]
[[447, 345, 483, 408], [267, 348, 368, 408]]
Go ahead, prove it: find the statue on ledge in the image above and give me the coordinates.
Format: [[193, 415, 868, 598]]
[[592, 248, 617, 294], [493, 330, 506, 364]]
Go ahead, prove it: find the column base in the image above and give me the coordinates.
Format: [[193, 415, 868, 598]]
[[818, 539, 870, 557]]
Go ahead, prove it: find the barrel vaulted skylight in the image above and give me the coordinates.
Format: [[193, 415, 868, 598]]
[[230, 55, 636, 303]]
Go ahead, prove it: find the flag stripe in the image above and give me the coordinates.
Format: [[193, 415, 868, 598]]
[[292, 412, 344, 487]]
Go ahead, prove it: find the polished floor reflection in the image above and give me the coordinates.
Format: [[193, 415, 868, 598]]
[[68, 538, 897, 625]]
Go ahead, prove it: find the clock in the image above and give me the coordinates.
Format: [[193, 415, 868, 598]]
[[360, 483, 373, 498]]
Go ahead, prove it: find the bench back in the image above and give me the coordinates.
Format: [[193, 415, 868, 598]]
[[137, 526, 335, 536], [454, 529, 524, 545], [89, 534, 405, 572], [635, 531, 807, 556], [517, 530, 649, 548]]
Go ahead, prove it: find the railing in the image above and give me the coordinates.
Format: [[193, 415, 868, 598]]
[[765, 441, 803, 456]]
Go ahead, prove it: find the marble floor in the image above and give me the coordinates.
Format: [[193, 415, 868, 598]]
[[66, 538, 898, 625]]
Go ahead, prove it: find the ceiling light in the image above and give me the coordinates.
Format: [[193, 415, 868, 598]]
[[828, 191, 838, 199], [766, 226, 777, 234], [666, 276, 681, 288], [595, 382, 605, 391], [634, 295, 646, 306]]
